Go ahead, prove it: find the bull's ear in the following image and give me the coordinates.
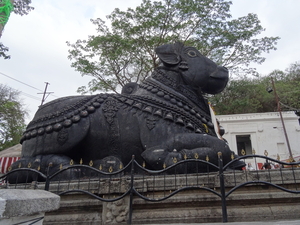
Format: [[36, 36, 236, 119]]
[[155, 44, 181, 65]]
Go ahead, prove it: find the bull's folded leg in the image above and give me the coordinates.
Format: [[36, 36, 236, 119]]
[[141, 133, 245, 172], [157, 147, 220, 172], [8, 157, 35, 183], [8, 154, 74, 183]]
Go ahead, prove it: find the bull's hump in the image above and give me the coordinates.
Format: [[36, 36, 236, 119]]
[[21, 95, 106, 144], [30, 95, 96, 125]]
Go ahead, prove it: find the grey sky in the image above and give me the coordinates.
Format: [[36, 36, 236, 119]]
[[1, 0, 299, 124]]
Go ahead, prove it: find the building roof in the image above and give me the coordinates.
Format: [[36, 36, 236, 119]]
[[0, 144, 22, 157]]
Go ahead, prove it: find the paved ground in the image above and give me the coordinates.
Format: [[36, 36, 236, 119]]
[[148, 220, 300, 225]]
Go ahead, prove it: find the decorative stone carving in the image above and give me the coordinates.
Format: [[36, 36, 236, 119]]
[[103, 198, 129, 224]]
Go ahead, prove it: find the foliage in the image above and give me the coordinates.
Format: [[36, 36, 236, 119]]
[[67, 0, 279, 94], [12, 0, 34, 16], [0, 0, 34, 59], [210, 62, 300, 114], [274, 62, 300, 112], [0, 84, 27, 151], [0, 42, 10, 59]]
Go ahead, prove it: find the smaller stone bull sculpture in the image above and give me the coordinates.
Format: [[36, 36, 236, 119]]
[[10, 42, 244, 180]]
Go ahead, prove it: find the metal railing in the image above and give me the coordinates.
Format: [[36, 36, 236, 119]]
[[1, 153, 300, 224]]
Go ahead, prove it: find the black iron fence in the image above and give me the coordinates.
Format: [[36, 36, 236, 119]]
[[1, 152, 300, 224]]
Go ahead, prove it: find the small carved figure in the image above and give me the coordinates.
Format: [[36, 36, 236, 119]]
[[10, 42, 244, 180]]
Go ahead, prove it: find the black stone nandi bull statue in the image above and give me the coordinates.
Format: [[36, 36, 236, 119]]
[[10, 42, 244, 181]]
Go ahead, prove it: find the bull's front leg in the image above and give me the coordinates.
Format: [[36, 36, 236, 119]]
[[141, 133, 239, 171]]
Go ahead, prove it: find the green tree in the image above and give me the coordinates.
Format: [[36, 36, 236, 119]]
[[210, 62, 300, 114], [0, 0, 34, 59], [67, 0, 279, 94], [0, 84, 27, 151], [271, 62, 300, 112], [210, 77, 274, 114]]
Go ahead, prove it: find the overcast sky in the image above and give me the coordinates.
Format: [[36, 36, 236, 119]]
[[1, 0, 300, 124]]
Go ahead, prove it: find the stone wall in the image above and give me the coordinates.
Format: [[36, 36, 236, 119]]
[[43, 185, 300, 224], [42, 169, 300, 224]]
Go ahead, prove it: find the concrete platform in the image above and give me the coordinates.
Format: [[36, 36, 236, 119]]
[[0, 189, 60, 225]]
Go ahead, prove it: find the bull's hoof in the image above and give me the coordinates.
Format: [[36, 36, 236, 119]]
[[7, 154, 76, 183], [93, 156, 124, 174], [228, 159, 246, 170], [7, 157, 43, 184]]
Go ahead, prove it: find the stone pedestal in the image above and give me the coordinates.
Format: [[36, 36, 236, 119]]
[[43, 169, 300, 224], [0, 189, 60, 225]]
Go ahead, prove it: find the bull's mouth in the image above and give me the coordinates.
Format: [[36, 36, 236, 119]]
[[209, 66, 228, 80]]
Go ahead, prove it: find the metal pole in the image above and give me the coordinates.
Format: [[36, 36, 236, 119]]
[[44, 163, 52, 191], [38, 82, 53, 106], [271, 77, 293, 161], [218, 152, 228, 222], [40, 82, 49, 106], [128, 155, 135, 225]]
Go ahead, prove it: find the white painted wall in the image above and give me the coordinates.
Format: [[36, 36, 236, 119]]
[[217, 111, 300, 166]]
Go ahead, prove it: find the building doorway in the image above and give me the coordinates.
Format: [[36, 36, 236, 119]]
[[236, 135, 252, 156]]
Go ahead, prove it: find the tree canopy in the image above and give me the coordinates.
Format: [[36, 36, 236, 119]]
[[0, 84, 27, 151], [67, 0, 279, 94], [210, 61, 300, 115], [0, 0, 34, 59], [12, 0, 34, 16]]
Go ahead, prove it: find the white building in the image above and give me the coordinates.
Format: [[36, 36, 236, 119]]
[[217, 111, 300, 168]]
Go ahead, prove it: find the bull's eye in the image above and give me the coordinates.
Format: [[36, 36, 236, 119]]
[[187, 50, 197, 57]]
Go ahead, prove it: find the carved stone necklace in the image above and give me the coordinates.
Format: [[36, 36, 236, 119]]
[[141, 69, 213, 124], [132, 69, 216, 135]]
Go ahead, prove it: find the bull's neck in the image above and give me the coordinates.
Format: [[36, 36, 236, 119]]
[[143, 68, 210, 115]]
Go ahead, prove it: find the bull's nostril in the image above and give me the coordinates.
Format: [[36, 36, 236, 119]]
[[179, 61, 189, 70], [210, 66, 229, 79], [217, 65, 228, 72]]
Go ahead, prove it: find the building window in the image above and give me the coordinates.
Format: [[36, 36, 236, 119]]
[[236, 135, 252, 156]]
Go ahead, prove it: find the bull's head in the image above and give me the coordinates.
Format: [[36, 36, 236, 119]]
[[155, 42, 228, 94]]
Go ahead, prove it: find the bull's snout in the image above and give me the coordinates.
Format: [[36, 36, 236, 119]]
[[209, 66, 229, 79], [200, 65, 229, 94], [221, 66, 228, 72]]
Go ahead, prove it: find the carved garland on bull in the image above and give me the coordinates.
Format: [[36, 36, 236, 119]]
[[21, 96, 213, 141], [20, 84, 215, 144]]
